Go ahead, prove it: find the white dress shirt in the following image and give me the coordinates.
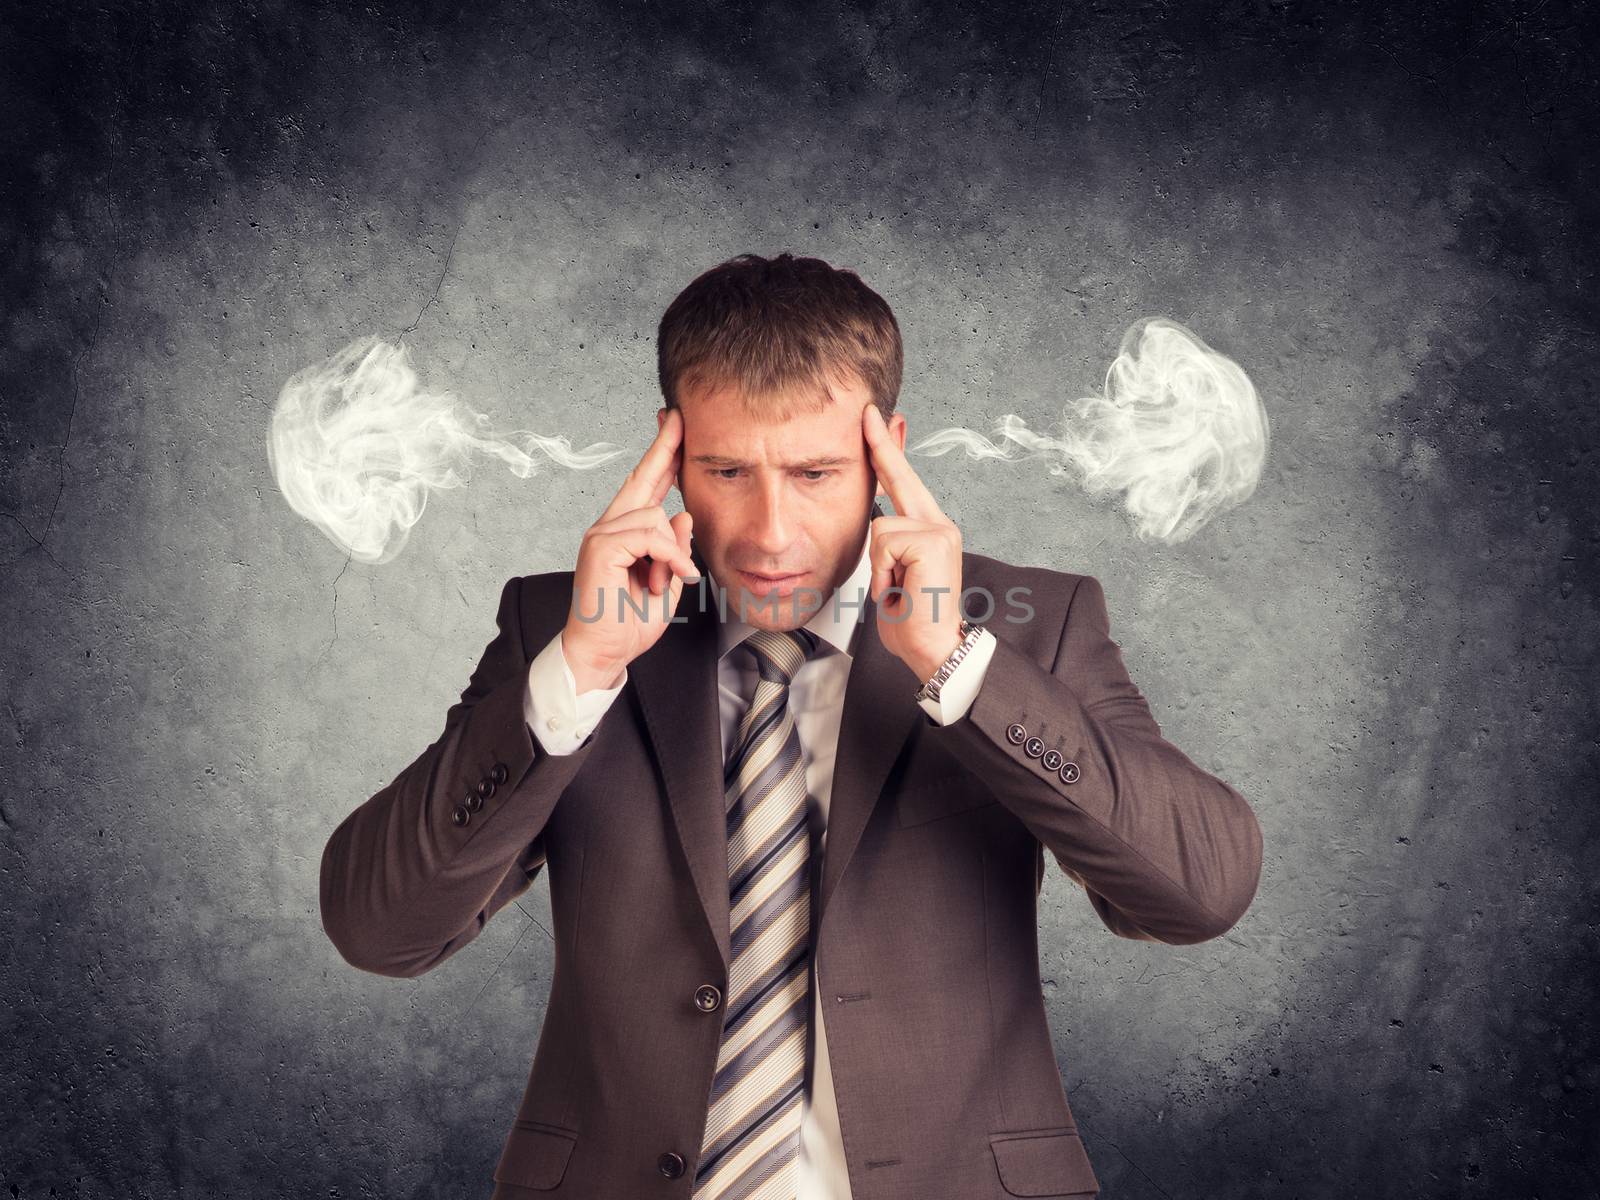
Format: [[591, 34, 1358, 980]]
[[521, 534, 997, 1198]]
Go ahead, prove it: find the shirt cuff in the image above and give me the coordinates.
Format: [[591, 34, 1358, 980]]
[[524, 631, 629, 755], [916, 627, 997, 726]]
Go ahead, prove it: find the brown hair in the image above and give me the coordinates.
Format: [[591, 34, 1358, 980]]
[[657, 252, 903, 420]]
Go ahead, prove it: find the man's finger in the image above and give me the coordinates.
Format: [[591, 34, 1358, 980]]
[[862, 404, 943, 524], [601, 407, 684, 523], [591, 503, 677, 543], [605, 527, 700, 581], [867, 519, 904, 603], [653, 510, 694, 596]]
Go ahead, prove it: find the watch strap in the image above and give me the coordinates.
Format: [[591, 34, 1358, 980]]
[[914, 619, 985, 705]]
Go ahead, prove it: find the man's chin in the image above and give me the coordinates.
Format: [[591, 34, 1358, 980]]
[[730, 586, 826, 628]]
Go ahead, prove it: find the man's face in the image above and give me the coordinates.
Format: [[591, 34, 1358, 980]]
[[658, 373, 907, 632]]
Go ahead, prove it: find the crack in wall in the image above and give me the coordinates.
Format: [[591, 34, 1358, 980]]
[[2, 306, 102, 576], [314, 552, 354, 668], [398, 220, 464, 339], [394, 123, 497, 340], [469, 902, 554, 1009]]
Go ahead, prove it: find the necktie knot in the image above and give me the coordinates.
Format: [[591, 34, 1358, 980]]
[[741, 627, 820, 688]]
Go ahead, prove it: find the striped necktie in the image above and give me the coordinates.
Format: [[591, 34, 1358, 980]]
[[694, 625, 822, 1200]]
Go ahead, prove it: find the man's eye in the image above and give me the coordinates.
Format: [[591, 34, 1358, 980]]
[[709, 469, 831, 481]]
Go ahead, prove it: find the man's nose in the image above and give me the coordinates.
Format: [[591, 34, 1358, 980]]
[[747, 481, 793, 557]]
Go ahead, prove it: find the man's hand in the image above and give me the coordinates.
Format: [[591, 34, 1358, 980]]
[[862, 403, 966, 684], [561, 407, 700, 692]]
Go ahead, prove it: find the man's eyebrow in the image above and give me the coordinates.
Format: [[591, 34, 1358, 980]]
[[689, 454, 857, 469]]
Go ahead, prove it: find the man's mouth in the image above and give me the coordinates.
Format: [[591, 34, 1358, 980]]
[[737, 569, 807, 594]]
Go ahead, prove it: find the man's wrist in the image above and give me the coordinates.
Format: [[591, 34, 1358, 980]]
[[560, 630, 626, 694], [915, 624, 972, 691], [909, 630, 965, 686]]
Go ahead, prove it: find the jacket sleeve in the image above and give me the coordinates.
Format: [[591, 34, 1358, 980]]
[[319, 574, 604, 977], [522, 628, 630, 755], [934, 573, 1263, 945]]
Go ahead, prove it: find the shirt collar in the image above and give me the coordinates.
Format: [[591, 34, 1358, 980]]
[[715, 530, 872, 662]]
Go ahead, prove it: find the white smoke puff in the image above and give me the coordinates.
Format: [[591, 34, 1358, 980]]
[[911, 317, 1269, 543], [268, 336, 626, 564]]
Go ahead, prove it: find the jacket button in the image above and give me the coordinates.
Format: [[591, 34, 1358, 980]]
[[1041, 748, 1063, 772], [695, 984, 722, 1012], [450, 804, 470, 827], [476, 777, 496, 801], [464, 790, 483, 813], [1058, 760, 1081, 784], [491, 762, 509, 785], [657, 1151, 686, 1178], [1005, 723, 1027, 745], [1024, 736, 1045, 758]]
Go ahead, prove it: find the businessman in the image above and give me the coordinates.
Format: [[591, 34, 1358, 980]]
[[319, 252, 1265, 1199]]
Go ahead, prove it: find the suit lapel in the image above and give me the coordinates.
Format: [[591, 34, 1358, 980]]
[[628, 508, 925, 973], [629, 544, 734, 968], [815, 587, 921, 932]]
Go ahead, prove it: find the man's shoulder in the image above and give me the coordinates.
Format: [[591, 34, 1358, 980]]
[[511, 567, 576, 598], [961, 547, 1084, 590], [960, 548, 1090, 603], [494, 569, 576, 651], [959, 548, 1094, 641]]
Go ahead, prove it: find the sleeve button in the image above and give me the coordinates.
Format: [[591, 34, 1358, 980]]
[[491, 762, 509, 784], [1041, 749, 1063, 771], [1024, 736, 1045, 758], [464, 791, 483, 813], [1005, 723, 1027, 745], [476, 777, 495, 801], [450, 804, 470, 827], [1058, 760, 1081, 784]]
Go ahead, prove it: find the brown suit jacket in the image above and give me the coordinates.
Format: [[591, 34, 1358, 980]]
[[320, 536, 1264, 1199]]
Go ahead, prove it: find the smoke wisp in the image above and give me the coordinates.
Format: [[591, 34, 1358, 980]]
[[911, 318, 1269, 543], [267, 336, 626, 564]]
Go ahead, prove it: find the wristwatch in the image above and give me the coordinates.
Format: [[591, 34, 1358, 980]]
[[913, 618, 986, 706]]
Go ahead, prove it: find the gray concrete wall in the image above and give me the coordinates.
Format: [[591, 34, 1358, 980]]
[[2, 1, 1595, 1196]]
